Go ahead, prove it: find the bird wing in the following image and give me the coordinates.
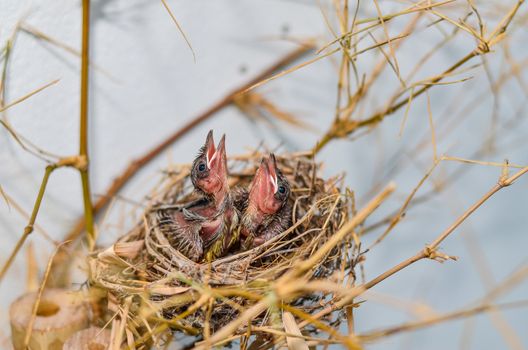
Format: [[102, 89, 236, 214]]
[[184, 196, 211, 210], [152, 196, 211, 212], [155, 209, 204, 261], [182, 207, 207, 222]]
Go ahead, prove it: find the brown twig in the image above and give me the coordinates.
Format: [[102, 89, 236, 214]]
[[0, 79, 60, 113], [0, 157, 86, 284], [359, 299, 528, 342], [313, 49, 477, 154], [160, 0, 196, 61], [300, 166, 528, 329], [61, 43, 314, 245], [0, 0, 96, 280], [196, 183, 395, 349], [312, 0, 525, 154]]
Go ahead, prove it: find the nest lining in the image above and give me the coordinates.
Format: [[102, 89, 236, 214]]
[[89, 152, 357, 335]]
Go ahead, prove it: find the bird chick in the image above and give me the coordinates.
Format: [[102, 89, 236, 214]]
[[156, 130, 231, 261], [190, 130, 229, 207], [238, 154, 292, 248], [189, 130, 235, 248], [195, 133, 239, 261]]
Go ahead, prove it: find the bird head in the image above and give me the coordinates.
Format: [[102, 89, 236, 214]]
[[191, 130, 228, 201], [247, 154, 290, 216]]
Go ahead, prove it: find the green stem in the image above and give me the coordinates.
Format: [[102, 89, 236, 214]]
[[80, 0, 95, 250], [0, 164, 56, 283]]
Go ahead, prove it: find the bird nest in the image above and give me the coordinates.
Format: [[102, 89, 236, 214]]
[[88, 151, 359, 345]]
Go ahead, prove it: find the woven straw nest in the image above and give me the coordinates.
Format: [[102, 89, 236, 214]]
[[88, 151, 358, 341]]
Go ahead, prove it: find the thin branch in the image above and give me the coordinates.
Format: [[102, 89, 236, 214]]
[[80, 0, 96, 250], [296, 165, 528, 332], [314, 49, 477, 154], [199, 184, 395, 349], [0, 79, 59, 113], [0, 184, 9, 208], [359, 300, 528, 342], [313, 0, 526, 154], [0, 164, 56, 283], [59, 44, 314, 246], [160, 0, 196, 62]]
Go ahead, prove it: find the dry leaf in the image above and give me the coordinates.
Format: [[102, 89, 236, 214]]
[[283, 311, 309, 350], [114, 240, 145, 259]]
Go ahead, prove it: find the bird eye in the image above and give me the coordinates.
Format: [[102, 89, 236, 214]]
[[278, 185, 286, 194], [198, 163, 206, 172]]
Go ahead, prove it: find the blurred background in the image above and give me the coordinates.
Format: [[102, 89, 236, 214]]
[[1, 0, 528, 349]]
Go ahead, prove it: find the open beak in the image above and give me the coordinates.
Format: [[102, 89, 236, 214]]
[[250, 155, 280, 214], [205, 130, 216, 168], [267, 153, 278, 194], [208, 134, 227, 177], [257, 154, 278, 194], [253, 156, 277, 198]]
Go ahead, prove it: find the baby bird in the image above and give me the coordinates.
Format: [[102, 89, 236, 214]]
[[188, 131, 236, 249], [196, 136, 239, 261], [156, 130, 231, 261], [237, 154, 292, 248], [190, 130, 229, 208]]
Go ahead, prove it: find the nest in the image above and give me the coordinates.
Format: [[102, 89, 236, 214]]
[[88, 151, 358, 344]]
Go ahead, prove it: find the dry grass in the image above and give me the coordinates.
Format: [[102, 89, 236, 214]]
[[1, 0, 528, 349], [88, 152, 370, 348]]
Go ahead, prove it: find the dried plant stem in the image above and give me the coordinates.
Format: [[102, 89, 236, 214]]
[[160, 0, 196, 61], [301, 166, 528, 329], [21, 23, 79, 57], [317, 0, 454, 53], [313, 0, 525, 154], [197, 183, 395, 349], [0, 79, 59, 113], [359, 299, 528, 342], [61, 44, 314, 245], [313, 50, 476, 154], [0, 184, 8, 207], [23, 241, 69, 348], [80, 0, 96, 250], [0, 23, 22, 107], [0, 39, 12, 106], [357, 50, 475, 129], [368, 160, 440, 250], [0, 157, 86, 284], [0, 164, 55, 283], [26, 243, 38, 292], [20, 23, 116, 80], [285, 182, 395, 280], [0, 11, 94, 278]]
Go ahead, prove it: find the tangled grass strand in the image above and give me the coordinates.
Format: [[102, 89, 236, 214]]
[[88, 151, 363, 344]]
